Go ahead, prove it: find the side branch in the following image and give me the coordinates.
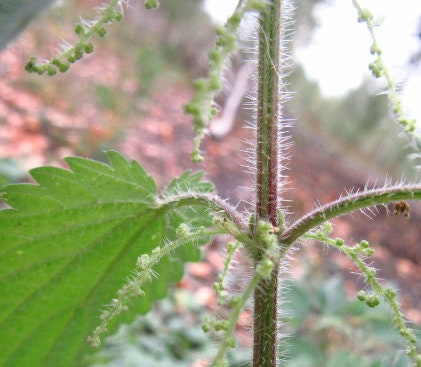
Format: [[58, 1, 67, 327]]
[[281, 185, 421, 246], [155, 192, 248, 232], [87, 226, 223, 348]]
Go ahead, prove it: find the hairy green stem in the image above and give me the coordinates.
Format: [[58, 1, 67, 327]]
[[253, 0, 283, 366], [156, 192, 248, 231], [281, 185, 421, 246]]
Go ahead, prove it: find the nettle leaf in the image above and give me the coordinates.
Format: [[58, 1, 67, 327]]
[[162, 170, 214, 260], [0, 151, 213, 367]]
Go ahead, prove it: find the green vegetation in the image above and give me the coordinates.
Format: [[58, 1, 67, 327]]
[[1, 1, 421, 366]]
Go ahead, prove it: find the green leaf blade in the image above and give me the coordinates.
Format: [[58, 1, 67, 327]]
[[0, 152, 214, 367]]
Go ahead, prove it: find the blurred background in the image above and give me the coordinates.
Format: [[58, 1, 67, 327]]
[[1, 0, 421, 366]]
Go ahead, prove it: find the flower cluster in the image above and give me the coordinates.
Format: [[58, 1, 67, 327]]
[[184, 0, 270, 162], [306, 224, 421, 366], [25, 0, 126, 75], [352, 0, 420, 148]]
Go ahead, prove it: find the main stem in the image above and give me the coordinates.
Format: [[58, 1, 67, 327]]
[[253, 1, 283, 366]]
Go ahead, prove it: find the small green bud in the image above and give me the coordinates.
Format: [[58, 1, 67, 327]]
[[202, 323, 210, 333], [228, 296, 241, 307], [184, 102, 200, 115], [210, 106, 218, 117], [366, 294, 380, 308], [358, 9, 373, 22], [357, 290, 367, 301], [131, 288, 146, 297], [409, 332, 417, 344], [398, 117, 408, 127], [25, 56, 37, 72], [193, 78, 207, 92], [400, 328, 409, 337], [218, 290, 228, 301], [225, 336, 236, 348], [208, 71, 222, 91], [322, 221, 333, 233], [255, 221, 276, 251], [74, 24, 85, 35], [74, 46, 84, 60], [25, 57, 45, 74], [47, 66, 57, 76], [84, 43, 95, 54], [370, 43, 382, 55], [214, 320, 229, 331], [393, 102, 402, 114], [86, 335, 101, 348], [369, 59, 384, 78], [193, 115, 207, 130], [151, 246, 161, 256], [136, 254, 150, 269], [191, 148, 204, 163], [110, 298, 120, 307], [97, 27, 107, 38], [227, 242, 237, 252], [209, 47, 224, 68], [114, 11, 123, 22], [215, 26, 225, 37], [364, 248, 374, 257], [144, 0, 159, 10], [227, 12, 242, 28], [217, 32, 237, 52], [257, 221, 271, 233], [360, 240, 370, 248], [367, 267, 377, 277], [335, 238, 344, 247], [99, 310, 111, 320], [257, 258, 274, 279], [51, 58, 61, 66], [176, 223, 191, 238], [406, 122, 416, 133], [51, 58, 69, 73]]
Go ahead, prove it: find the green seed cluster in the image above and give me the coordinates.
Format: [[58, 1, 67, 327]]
[[306, 225, 421, 366], [87, 221, 224, 349], [357, 290, 380, 308], [144, 0, 159, 10], [213, 241, 239, 306], [25, 0, 125, 75], [352, 0, 420, 146], [86, 249, 158, 348], [203, 240, 278, 366], [184, 0, 269, 162]]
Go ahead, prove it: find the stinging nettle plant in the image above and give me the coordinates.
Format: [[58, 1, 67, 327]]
[[1, 0, 421, 366]]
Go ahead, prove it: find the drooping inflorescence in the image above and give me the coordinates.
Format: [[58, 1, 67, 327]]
[[87, 223, 223, 348], [351, 0, 421, 150], [184, 0, 271, 162], [24, 0, 160, 76], [305, 224, 421, 366]]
